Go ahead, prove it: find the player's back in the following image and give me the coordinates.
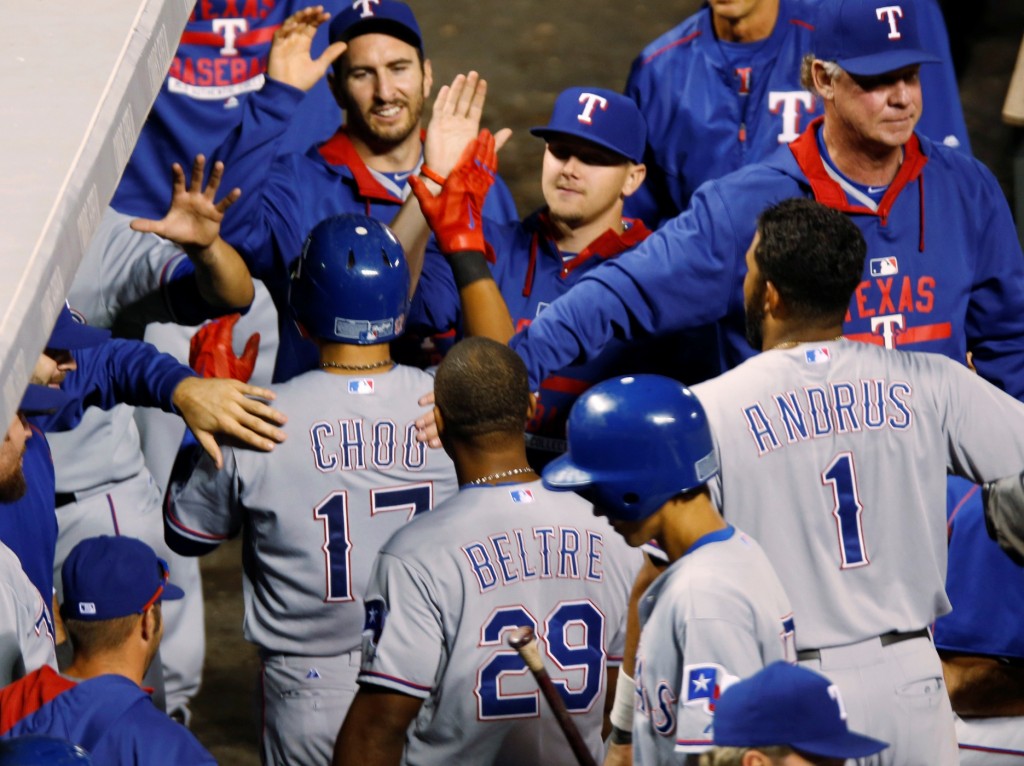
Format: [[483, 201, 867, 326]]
[[360, 480, 644, 765], [693, 340, 1024, 649], [219, 365, 456, 656]]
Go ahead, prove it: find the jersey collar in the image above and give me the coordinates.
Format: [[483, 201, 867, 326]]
[[317, 128, 426, 204]]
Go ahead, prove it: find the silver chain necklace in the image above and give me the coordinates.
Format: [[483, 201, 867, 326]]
[[467, 467, 534, 486], [320, 359, 394, 371]]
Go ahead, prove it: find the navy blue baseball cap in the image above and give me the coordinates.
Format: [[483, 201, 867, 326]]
[[62, 536, 184, 622], [329, 0, 423, 54], [19, 384, 68, 415], [47, 305, 109, 351], [530, 87, 647, 164], [713, 662, 889, 757], [814, 0, 940, 76]]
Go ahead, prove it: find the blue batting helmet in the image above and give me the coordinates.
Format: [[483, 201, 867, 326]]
[[542, 375, 720, 521], [0, 736, 92, 765], [289, 214, 410, 345]]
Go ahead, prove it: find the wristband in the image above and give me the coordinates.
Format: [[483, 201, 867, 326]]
[[609, 726, 633, 746], [609, 669, 636, 732], [419, 164, 447, 186], [449, 250, 493, 290]]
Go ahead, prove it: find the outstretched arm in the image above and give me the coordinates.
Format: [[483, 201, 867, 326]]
[[131, 155, 252, 309], [333, 686, 422, 766]]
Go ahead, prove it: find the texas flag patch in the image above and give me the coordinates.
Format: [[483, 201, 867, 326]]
[[803, 347, 832, 364], [348, 379, 375, 395], [682, 663, 739, 713], [510, 489, 535, 504]]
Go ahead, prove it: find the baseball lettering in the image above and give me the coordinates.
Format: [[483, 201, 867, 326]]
[[169, 55, 264, 87], [462, 526, 608, 592], [875, 5, 904, 39], [768, 91, 815, 143], [577, 93, 609, 125], [310, 418, 425, 472], [744, 378, 913, 455], [190, 0, 275, 21]]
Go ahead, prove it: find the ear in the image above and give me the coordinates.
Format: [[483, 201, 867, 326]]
[[526, 392, 539, 423], [422, 58, 434, 99], [764, 279, 786, 319], [140, 608, 158, 642], [812, 60, 836, 101], [741, 750, 775, 766], [621, 163, 647, 199], [433, 404, 445, 438]]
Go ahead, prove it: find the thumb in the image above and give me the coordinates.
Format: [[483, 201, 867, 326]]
[[130, 217, 159, 234], [316, 41, 347, 71], [409, 176, 440, 219], [194, 429, 224, 470], [240, 332, 261, 367]]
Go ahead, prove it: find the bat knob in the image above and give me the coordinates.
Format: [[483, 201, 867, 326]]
[[508, 625, 535, 649]]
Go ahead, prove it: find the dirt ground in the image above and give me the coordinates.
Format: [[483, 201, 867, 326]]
[[189, 3, 1024, 764]]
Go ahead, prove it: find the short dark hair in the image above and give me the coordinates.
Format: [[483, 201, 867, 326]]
[[435, 337, 530, 441], [63, 602, 161, 655], [754, 198, 865, 325]]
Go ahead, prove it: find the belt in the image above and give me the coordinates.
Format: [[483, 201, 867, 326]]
[[797, 627, 931, 662]]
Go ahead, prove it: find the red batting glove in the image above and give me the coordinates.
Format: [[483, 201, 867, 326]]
[[189, 313, 260, 383], [410, 129, 497, 256]]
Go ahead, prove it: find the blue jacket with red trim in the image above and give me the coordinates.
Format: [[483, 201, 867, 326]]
[[211, 78, 518, 382], [624, 0, 971, 228], [111, 0, 344, 218], [511, 119, 1024, 400], [412, 211, 721, 463], [0, 666, 215, 764]]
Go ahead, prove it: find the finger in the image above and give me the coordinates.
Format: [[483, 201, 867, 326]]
[[465, 74, 487, 121], [231, 406, 288, 443], [216, 187, 242, 213], [454, 71, 481, 117], [130, 217, 160, 234], [189, 155, 206, 192], [440, 75, 466, 115], [316, 41, 347, 70], [171, 162, 187, 195], [205, 159, 224, 197], [241, 332, 261, 366], [194, 430, 224, 470], [431, 83, 451, 115], [418, 391, 436, 407], [232, 382, 279, 404], [493, 128, 513, 153]]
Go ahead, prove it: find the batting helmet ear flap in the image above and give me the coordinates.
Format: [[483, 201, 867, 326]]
[[542, 375, 720, 522]]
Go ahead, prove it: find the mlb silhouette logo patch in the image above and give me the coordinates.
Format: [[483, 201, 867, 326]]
[[869, 257, 898, 276], [510, 489, 535, 504], [77, 602, 96, 615], [348, 379, 375, 395], [803, 347, 832, 364]]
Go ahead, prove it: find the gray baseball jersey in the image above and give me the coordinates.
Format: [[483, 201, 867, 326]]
[[167, 365, 458, 656], [692, 339, 1024, 649], [48, 208, 204, 715], [0, 540, 57, 687], [633, 526, 796, 763], [358, 481, 644, 766]]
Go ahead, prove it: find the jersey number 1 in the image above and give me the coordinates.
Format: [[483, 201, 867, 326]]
[[821, 452, 869, 568]]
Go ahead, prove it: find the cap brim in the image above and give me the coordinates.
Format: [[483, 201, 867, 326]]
[[541, 453, 598, 491], [19, 384, 68, 414], [792, 730, 890, 758], [49, 322, 110, 350], [838, 49, 941, 77], [529, 128, 637, 164], [162, 582, 185, 601]]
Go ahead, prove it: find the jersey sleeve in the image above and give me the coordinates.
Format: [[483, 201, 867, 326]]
[[164, 448, 245, 555], [357, 551, 443, 699], [0, 552, 58, 685], [673, 617, 770, 753], [510, 180, 744, 388]]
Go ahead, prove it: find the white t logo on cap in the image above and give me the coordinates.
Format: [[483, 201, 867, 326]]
[[353, 0, 380, 18], [577, 93, 609, 125], [827, 683, 849, 720], [875, 6, 904, 39]]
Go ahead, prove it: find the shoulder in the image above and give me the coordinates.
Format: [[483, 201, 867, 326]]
[[633, 11, 706, 70], [919, 134, 1002, 191]]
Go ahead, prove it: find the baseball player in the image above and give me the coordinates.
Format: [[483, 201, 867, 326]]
[[624, 0, 970, 227], [210, 2, 517, 382], [166, 214, 458, 765], [38, 158, 278, 719], [542, 374, 797, 762], [333, 336, 643, 766], [934, 477, 1024, 763], [0, 386, 66, 689], [110, 1, 344, 219], [409, 87, 719, 468], [704, 661, 888, 765], [509, 0, 1024, 400], [0, 536, 215, 765], [679, 197, 1024, 763]]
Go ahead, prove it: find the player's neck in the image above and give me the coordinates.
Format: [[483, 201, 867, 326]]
[[550, 209, 625, 255], [318, 343, 395, 375], [658, 496, 728, 562], [762, 322, 844, 351], [349, 129, 423, 174], [450, 441, 538, 487], [712, 1, 779, 43], [65, 650, 146, 686], [821, 117, 905, 187]]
